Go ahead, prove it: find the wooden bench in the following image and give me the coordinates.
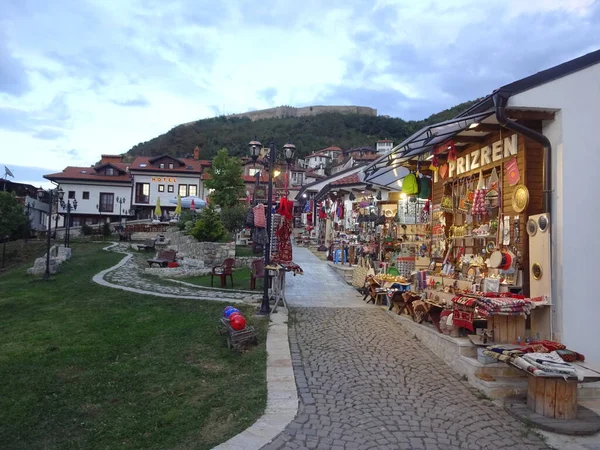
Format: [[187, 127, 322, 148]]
[[147, 250, 177, 267], [137, 239, 157, 251]]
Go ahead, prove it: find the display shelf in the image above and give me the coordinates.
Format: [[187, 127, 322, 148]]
[[449, 235, 496, 240]]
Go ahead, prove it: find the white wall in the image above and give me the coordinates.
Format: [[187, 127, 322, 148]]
[[509, 62, 600, 363], [24, 195, 50, 231], [57, 182, 132, 217], [131, 173, 203, 209]]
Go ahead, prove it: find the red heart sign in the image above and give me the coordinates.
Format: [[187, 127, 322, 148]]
[[439, 163, 449, 179]]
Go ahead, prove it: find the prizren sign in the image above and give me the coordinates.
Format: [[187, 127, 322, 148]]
[[433, 134, 518, 182]]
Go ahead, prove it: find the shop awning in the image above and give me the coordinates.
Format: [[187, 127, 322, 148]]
[[364, 110, 494, 188]]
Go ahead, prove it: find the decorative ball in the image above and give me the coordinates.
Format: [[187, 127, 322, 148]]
[[223, 306, 235, 316], [230, 314, 247, 331], [224, 308, 240, 319]]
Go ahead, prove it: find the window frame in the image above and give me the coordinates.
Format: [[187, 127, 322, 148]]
[[99, 192, 114, 213], [159, 163, 165, 169], [167, 185, 174, 193], [82, 191, 90, 200], [68, 191, 76, 199], [158, 184, 165, 192], [188, 185, 197, 196], [178, 184, 187, 197]]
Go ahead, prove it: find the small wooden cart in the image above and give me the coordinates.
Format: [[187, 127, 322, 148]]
[[219, 318, 258, 351]]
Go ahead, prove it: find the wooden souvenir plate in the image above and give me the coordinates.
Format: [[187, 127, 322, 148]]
[[512, 184, 529, 213]]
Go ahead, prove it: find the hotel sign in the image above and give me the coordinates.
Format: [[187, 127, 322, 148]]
[[434, 134, 518, 182], [151, 177, 177, 183]]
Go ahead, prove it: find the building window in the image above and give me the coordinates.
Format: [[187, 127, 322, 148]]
[[188, 185, 197, 196], [249, 168, 260, 176], [159, 163, 165, 169], [168, 163, 174, 169], [178, 185, 187, 197], [99, 193, 114, 212], [168, 185, 174, 193], [72, 217, 81, 227], [135, 183, 150, 203], [68, 191, 75, 199], [82, 191, 90, 200], [105, 167, 114, 175], [158, 185, 165, 192]]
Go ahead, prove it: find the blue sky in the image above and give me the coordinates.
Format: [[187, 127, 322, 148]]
[[1, 0, 599, 187]]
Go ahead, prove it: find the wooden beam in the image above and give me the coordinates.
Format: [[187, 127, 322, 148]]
[[469, 123, 507, 133], [453, 135, 486, 144], [507, 109, 555, 121]]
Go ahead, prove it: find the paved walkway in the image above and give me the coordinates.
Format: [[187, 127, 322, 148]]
[[96, 243, 261, 303], [262, 247, 550, 450], [285, 247, 367, 308]]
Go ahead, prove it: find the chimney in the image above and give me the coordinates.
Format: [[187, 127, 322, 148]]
[[101, 154, 124, 164], [193, 146, 200, 160]]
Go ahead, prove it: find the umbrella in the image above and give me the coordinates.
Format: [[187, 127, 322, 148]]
[[154, 197, 162, 217], [190, 199, 196, 211], [168, 196, 207, 209], [174, 195, 182, 215]]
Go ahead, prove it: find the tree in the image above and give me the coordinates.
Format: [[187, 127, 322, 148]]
[[221, 204, 249, 236], [204, 148, 245, 208], [0, 192, 28, 240], [191, 204, 226, 242]]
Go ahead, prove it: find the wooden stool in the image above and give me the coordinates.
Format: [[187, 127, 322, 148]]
[[527, 376, 577, 420]]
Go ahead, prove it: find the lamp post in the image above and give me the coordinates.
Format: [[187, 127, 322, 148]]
[[24, 200, 35, 243], [37, 186, 64, 279], [248, 138, 296, 316], [59, 198, 77, 248], [115, 197, 127, 230]]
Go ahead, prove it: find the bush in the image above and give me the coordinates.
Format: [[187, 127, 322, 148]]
[[191, 205, 226, 242], [220, 204, 249, 236], [102, 222, 112, 237], [184, 221, 194, 234], [81, 224, 93, 236], [177, 210, 196, 230]]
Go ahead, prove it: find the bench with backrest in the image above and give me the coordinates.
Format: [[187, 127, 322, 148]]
[[147, 250, 178, 267], [137, 238, 157, 251]]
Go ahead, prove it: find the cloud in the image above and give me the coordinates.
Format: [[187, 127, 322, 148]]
[[0, 37, 30, 96], [0, 164, 59, 185], [0, 0, 598, 173], [111, 96, 150, 107]]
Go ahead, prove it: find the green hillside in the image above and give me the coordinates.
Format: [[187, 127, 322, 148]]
[[125, 100, 478, 160]]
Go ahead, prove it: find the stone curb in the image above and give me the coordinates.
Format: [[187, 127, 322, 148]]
[[166, 278, 259, 295], [213, 309, 298, 450], [92, 243, 244, 303]]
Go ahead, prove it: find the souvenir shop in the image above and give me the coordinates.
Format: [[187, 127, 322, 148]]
[[360, 107, 600, 426]]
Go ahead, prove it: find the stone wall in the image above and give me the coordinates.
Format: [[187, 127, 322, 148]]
[[167, 230, 235, 267], [228, 105, 377, 122]]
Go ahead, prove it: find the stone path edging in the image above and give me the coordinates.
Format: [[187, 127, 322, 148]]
[[166, 278, 258, 295], [213, 309, 298, 450], [93, 243, 245, 303]]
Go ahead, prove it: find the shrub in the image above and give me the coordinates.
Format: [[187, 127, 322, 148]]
[[81, 224, 93, 236], [184, 221, 194, 234], [102, 222, 112, 237], [220, 204, 249, 236], [177, 210, 196, 230], [191, 205, 226, 242]]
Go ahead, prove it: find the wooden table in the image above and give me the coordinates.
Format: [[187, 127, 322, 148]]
[[388, 291, 418, 320], [422, 301, 444, 333]]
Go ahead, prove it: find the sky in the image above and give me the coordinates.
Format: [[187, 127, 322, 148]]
[[1, 0, 599, 187]]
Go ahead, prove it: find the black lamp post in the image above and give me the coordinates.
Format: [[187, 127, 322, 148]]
[[24, 200, 35, 243], [248, 138, 296, 316], [59, 198, 77, 248], [37, 186, 64, 279], [116, 196, 127, 231]]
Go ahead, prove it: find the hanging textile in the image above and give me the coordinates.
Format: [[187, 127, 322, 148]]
[[253, 203, 266, 228]]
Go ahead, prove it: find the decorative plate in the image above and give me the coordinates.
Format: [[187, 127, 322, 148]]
[[538, 214, 549, 232], [486, 241, 496, 253], [385, 209, 394, 218], [532, 262, 543, 280], [512, 184, 530, 213], [527, 218, 538, 237]]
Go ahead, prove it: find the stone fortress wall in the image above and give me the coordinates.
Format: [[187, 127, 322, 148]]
[[228, 105, 377, 122]]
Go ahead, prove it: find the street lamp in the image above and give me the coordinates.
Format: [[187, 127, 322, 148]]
[[248, 138, 296, 316], [116, 197, 127, 231], [24, 199, 35, 243], [59, 198, 77, 248], [37, 186, 64, 279]]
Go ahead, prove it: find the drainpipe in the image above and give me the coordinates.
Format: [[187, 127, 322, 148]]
[[493, 90, 554, 339], [493, 90, 552, 213]]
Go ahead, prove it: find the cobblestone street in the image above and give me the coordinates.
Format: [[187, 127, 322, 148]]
[[264, 248, 550, 450]]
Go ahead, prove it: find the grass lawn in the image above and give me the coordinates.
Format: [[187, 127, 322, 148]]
[[181, 267, 255, 291], [0, 243, 267, 450]]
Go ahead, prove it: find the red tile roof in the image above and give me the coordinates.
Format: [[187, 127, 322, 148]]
[[45, 165, 132, 182], [377, 139, 393, 143], [321, 146, 343, 152], [129, 156, 203, 173], [201, 173, 269, 183], [331, 173, 362, 186], [353, 153, 379, 161], [305, 152, 332, 159]]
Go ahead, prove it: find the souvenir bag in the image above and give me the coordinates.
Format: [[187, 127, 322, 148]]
[[458, 179, 469, 214], [471, 171, 487, 217], [440, 182, 454, 213], [465, 176, 475, 209], [417, 176, 431, 199], [245, 207, 255, 228], [253, 204, 266, 228], [402, 172, 419, 195]]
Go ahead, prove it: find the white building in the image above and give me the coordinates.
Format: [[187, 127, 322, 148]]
[[376, 139, 394, 153], [129, 155, 208, 218]]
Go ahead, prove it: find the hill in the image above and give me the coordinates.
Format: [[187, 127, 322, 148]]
[[125, 100, 478, 160]]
